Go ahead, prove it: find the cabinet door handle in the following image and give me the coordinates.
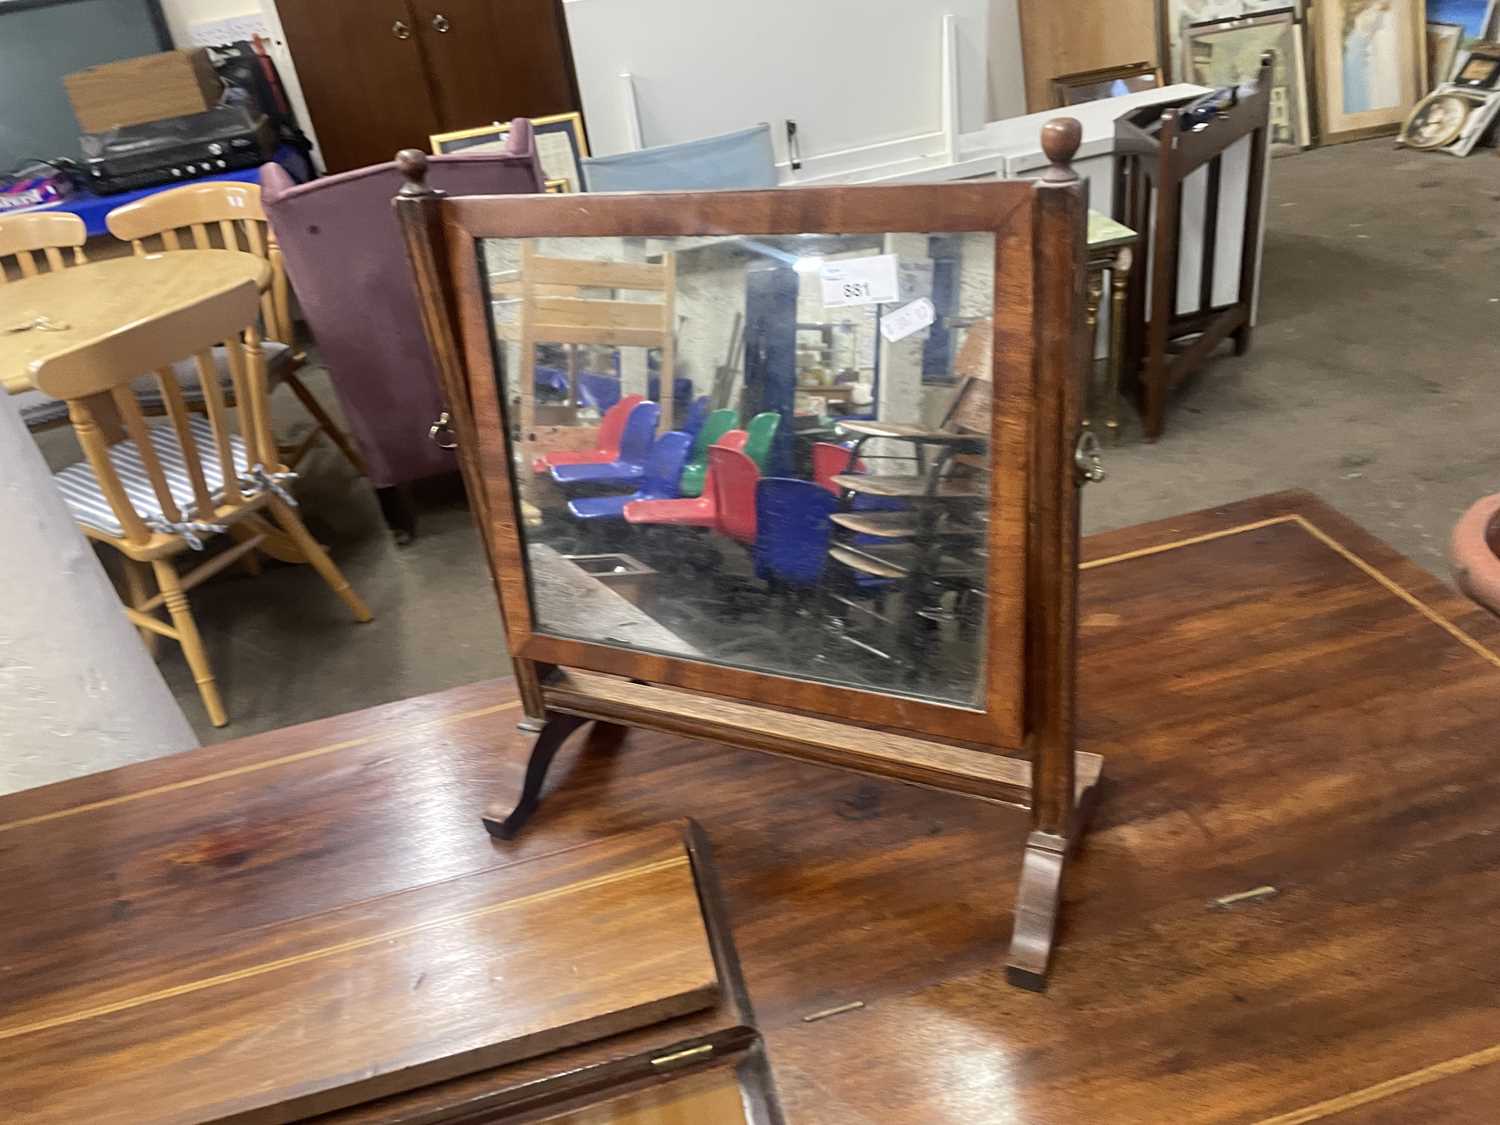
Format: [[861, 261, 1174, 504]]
[[432, 13, 450, 31], [392, 18, 411, 39], [429, 411, 457, 450]]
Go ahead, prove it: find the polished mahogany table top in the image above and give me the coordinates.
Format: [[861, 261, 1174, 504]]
[[4, 491, 1499, 1123]]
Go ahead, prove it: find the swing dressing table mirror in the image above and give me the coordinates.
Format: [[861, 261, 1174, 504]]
[[397, 118, 1102, 989]]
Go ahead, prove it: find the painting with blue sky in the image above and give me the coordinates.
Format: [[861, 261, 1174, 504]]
[[1426, 0, 1496, 40]]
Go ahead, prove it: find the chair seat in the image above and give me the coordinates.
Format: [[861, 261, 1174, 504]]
[[624, 496, 716, 527], [533, 449, 617, 475], [549, 460, 645, 486], [53, 415, 256, 542], [677, 460, 708, 498], [18, 342, 292, 433], [567, 493, 634, 521]]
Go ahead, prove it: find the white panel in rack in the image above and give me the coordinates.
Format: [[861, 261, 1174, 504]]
[[188, 12, 277, 47]]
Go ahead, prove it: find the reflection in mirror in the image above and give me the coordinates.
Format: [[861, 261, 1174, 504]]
[[482, 232, 996, 707]]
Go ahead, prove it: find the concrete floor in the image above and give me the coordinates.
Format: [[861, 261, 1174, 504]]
[[74, 138, 1500, 744]]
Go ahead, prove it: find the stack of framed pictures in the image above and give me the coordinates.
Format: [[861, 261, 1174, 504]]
[[1169, 1, 1455, 148], [1399, 43, 1500, 155], [1427, 1, 1499, 87], [1182, 7, 1311, 152]]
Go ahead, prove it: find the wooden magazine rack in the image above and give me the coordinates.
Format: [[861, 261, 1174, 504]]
[[396, 119, 1101, 990], [1114, 55, 1272, 441]]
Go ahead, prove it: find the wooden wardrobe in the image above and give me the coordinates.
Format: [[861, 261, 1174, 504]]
[[275, 0, 580, 172]]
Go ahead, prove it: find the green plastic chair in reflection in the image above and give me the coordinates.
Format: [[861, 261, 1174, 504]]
[[678, 408, 738, 497], [742, 411, 781, 472]]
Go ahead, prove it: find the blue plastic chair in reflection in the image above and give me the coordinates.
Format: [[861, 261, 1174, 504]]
[[647, 373, 695, 421], [679, 396, 711, 446], [753, 478, 838, 589], [578, 372, 623, 413], [550, 400, 660, 487], [534, 366, 570, 399], [568, 431, 693, 522]]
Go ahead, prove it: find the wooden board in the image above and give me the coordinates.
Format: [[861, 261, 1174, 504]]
[[7, 491, 1500, 1122], [63, 48, 219, 133], [0, 823, 720, 1124], [828, 510, 921, 538], [541, 667, 1102, 810], [829, 474, 985, 499], [1016, 0, 1160, 112], [835, 420, 985, 445]]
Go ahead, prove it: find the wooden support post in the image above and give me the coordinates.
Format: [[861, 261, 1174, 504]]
[[1006, 116, 1094, 991]]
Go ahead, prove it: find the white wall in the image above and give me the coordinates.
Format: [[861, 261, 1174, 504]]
[[157, 0, 239, 44], [563, 0, 995, 178], [158, 0, 324, 168]]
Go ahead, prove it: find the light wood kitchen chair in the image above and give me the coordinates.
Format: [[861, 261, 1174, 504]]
[[32, 278, 373, 727], [0, 210, 87, 279], [1, 211, 89, 431], [106, 182, 367, 474]]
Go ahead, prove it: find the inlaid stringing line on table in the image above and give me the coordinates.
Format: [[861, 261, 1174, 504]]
[[1085, 514, 1500, 671], [0, 700, 522, 834], [1254, 1038, 1500, 1125]]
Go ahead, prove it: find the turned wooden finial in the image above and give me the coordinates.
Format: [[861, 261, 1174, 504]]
[[1040, 117, 1082, 184], [396, 149, 432, 197]]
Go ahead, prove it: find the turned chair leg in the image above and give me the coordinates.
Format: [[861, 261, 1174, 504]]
[[264, 495, 373, 622], [121, 558, 161, 657], [283, 371, 368, 477], [151, 557, 227, 727]]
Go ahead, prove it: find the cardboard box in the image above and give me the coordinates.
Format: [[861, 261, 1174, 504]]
[[64, 49, 221, 134]]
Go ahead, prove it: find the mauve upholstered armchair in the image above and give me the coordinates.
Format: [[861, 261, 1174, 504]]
[[260, 120, 544, 540]]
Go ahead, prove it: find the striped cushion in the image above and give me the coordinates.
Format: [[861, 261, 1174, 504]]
[[18, 342, 291, 434], [54, 415, 253, 542]]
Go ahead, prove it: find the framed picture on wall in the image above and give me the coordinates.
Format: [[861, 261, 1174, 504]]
[[1453, 44, 1500, 86], [1160, 0, 1305, 81], [1311, 0, 1427, 143], [1428, 21, 1466, 88], [1184, 9, 1311, 152], [1424, 0, 1498, 41], [431, 112, 589, 193]]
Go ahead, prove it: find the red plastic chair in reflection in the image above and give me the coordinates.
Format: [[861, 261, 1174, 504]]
[[811, 441, 863, 494], [531, 394, 645, 474], [708, 444, 760, 544], [624, 429, 747, 529]]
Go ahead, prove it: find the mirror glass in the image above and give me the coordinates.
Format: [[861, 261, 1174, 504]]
[[481, 232, 996, 707]]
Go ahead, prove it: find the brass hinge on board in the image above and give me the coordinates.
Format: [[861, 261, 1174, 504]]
[[650, 1042, 715, 1071]]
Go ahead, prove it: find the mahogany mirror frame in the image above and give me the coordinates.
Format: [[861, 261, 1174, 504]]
[[396, 118, 1099, 989]]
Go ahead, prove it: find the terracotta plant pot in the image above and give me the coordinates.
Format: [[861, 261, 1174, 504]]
[[1449, 493, 1500, 617]]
